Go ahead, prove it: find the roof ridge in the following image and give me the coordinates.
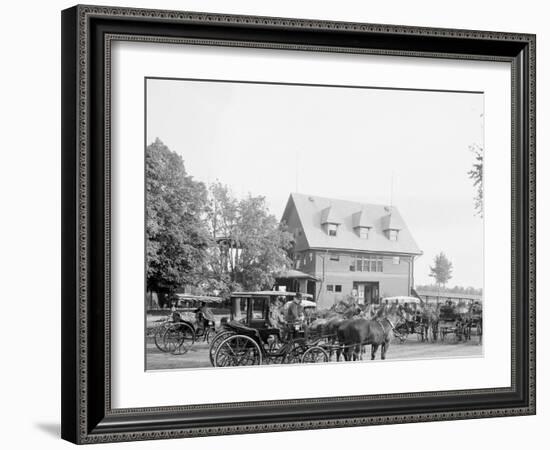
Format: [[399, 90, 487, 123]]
[[291, 192, 393, 210]]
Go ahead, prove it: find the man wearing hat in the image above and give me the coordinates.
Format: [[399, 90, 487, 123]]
[[285, 293, 304, 339]]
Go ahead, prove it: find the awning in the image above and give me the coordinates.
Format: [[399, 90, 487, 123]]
[[275, 269, 320, 282]]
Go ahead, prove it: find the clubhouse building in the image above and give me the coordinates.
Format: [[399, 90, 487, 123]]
[[279, 193, 422, 309]]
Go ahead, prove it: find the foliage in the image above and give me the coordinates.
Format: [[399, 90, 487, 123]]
[[205, 182, 293, 293], [145, 138, 211, 296], [468, 144, 484, 218], [428, 252, 453, 289]]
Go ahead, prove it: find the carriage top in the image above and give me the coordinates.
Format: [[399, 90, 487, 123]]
[[174, 293, 223, 305], [230, 291, 297, 298], [383, 296, 423, 305], [230, 291, 314, 300]]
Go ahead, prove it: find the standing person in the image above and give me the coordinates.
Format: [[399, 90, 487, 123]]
[[285, 293, 304, 339]]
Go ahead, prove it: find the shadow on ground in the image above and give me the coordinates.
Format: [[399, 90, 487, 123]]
[[35, 422, 60, 438]]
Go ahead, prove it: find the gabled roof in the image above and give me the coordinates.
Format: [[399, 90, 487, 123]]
[[281, 193, 422, 255]]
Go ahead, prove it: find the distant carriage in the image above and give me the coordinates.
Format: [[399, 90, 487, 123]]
[[385, 296, 426, 342], [460, 301, 483, 343], [153, 294, 223, 355]]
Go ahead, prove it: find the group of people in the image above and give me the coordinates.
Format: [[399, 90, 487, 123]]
[[169, 294, 306, 336]]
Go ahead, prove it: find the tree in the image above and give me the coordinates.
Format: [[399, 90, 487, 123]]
[[205, 182, 293, 293], [468, 144, 484, 217], [145, 138, 211, 304], [429, 252, 453, 298]]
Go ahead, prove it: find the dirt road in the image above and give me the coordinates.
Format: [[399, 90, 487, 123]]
[[146, 336, 482, 371]]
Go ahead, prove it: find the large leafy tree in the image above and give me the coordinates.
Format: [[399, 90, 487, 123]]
[[146, 139, 211, 302], [468, 144, 484, 218], [205, 182, 293, 293], [429, 252, 453, 296]]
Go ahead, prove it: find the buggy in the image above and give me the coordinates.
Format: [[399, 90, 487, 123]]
[[387, 296, 426, 342], [210, 291, 328, 366], [153, 294, 222, 355], [437, 301, 467, 341]]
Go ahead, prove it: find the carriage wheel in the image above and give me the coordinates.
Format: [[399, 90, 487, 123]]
[[163, 322, 195, 355], [477, 322, 483, 344], [208, 330, 236, 366], [301, 346, 329, 364], [205, 327, 217, 344], [214, 335, 262, 367], [284, 340, 308, 364], [153, 323, 171, 352], [394, 324, 408, 344]]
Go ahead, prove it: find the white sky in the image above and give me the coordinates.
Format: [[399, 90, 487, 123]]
[[146, 78, 484, 288]]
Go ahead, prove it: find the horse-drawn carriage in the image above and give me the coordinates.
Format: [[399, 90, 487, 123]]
[[152, 294, 223, 355], [387, 296, 428, 342], [210, 291, 329, 367], [437, 301, 464, 341], [459, 300, 483, 343]]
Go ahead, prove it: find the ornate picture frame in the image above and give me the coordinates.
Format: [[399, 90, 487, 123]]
[[61, 5, 535, 444]]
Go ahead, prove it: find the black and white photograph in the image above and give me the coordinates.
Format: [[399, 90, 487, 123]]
[[0, 0, 543, 447], [145, 78, 485, 371]]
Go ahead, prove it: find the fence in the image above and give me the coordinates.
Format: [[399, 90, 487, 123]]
[[416, 290, 482, 304]]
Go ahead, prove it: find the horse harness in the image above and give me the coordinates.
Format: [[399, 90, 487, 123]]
[[375, 317, 405, 341]]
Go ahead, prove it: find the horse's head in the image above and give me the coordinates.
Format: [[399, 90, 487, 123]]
[[341, 304, 362, 319]]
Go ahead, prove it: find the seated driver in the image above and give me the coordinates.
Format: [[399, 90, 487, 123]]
[[194, 301, 215, 331]]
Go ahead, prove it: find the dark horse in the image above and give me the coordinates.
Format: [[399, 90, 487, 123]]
[[336, 304, 405, 361]]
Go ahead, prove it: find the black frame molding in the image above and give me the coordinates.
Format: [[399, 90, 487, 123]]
[[61, 4, 536, 444]]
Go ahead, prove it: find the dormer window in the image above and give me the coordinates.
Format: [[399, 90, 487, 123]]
[[321, 206, 342, 237], [352, 209, 373, 240], [382, 211, 403, 242]]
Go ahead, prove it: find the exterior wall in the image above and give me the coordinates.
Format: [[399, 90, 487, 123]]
[[282, 200, 309, 252], [293, 250, 316, 274], [309, 251, 412, 309]]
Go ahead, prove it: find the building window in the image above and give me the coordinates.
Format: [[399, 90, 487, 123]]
[[326, 284, 334, 292], [335, 285, 342, 293], [388, 229, 399, 241], [351, 255, 383, 272], [327, 223, 338, 237], [330, 254, 340, 261], [358, 227, 369, 239], [392, 256, 400, 265]]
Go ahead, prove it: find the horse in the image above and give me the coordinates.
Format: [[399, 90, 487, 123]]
[[335, 304, 406, 361], [306, 303, 362, 360]]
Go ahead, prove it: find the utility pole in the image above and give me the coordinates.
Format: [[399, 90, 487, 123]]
[[295, 149, 299, 193]]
